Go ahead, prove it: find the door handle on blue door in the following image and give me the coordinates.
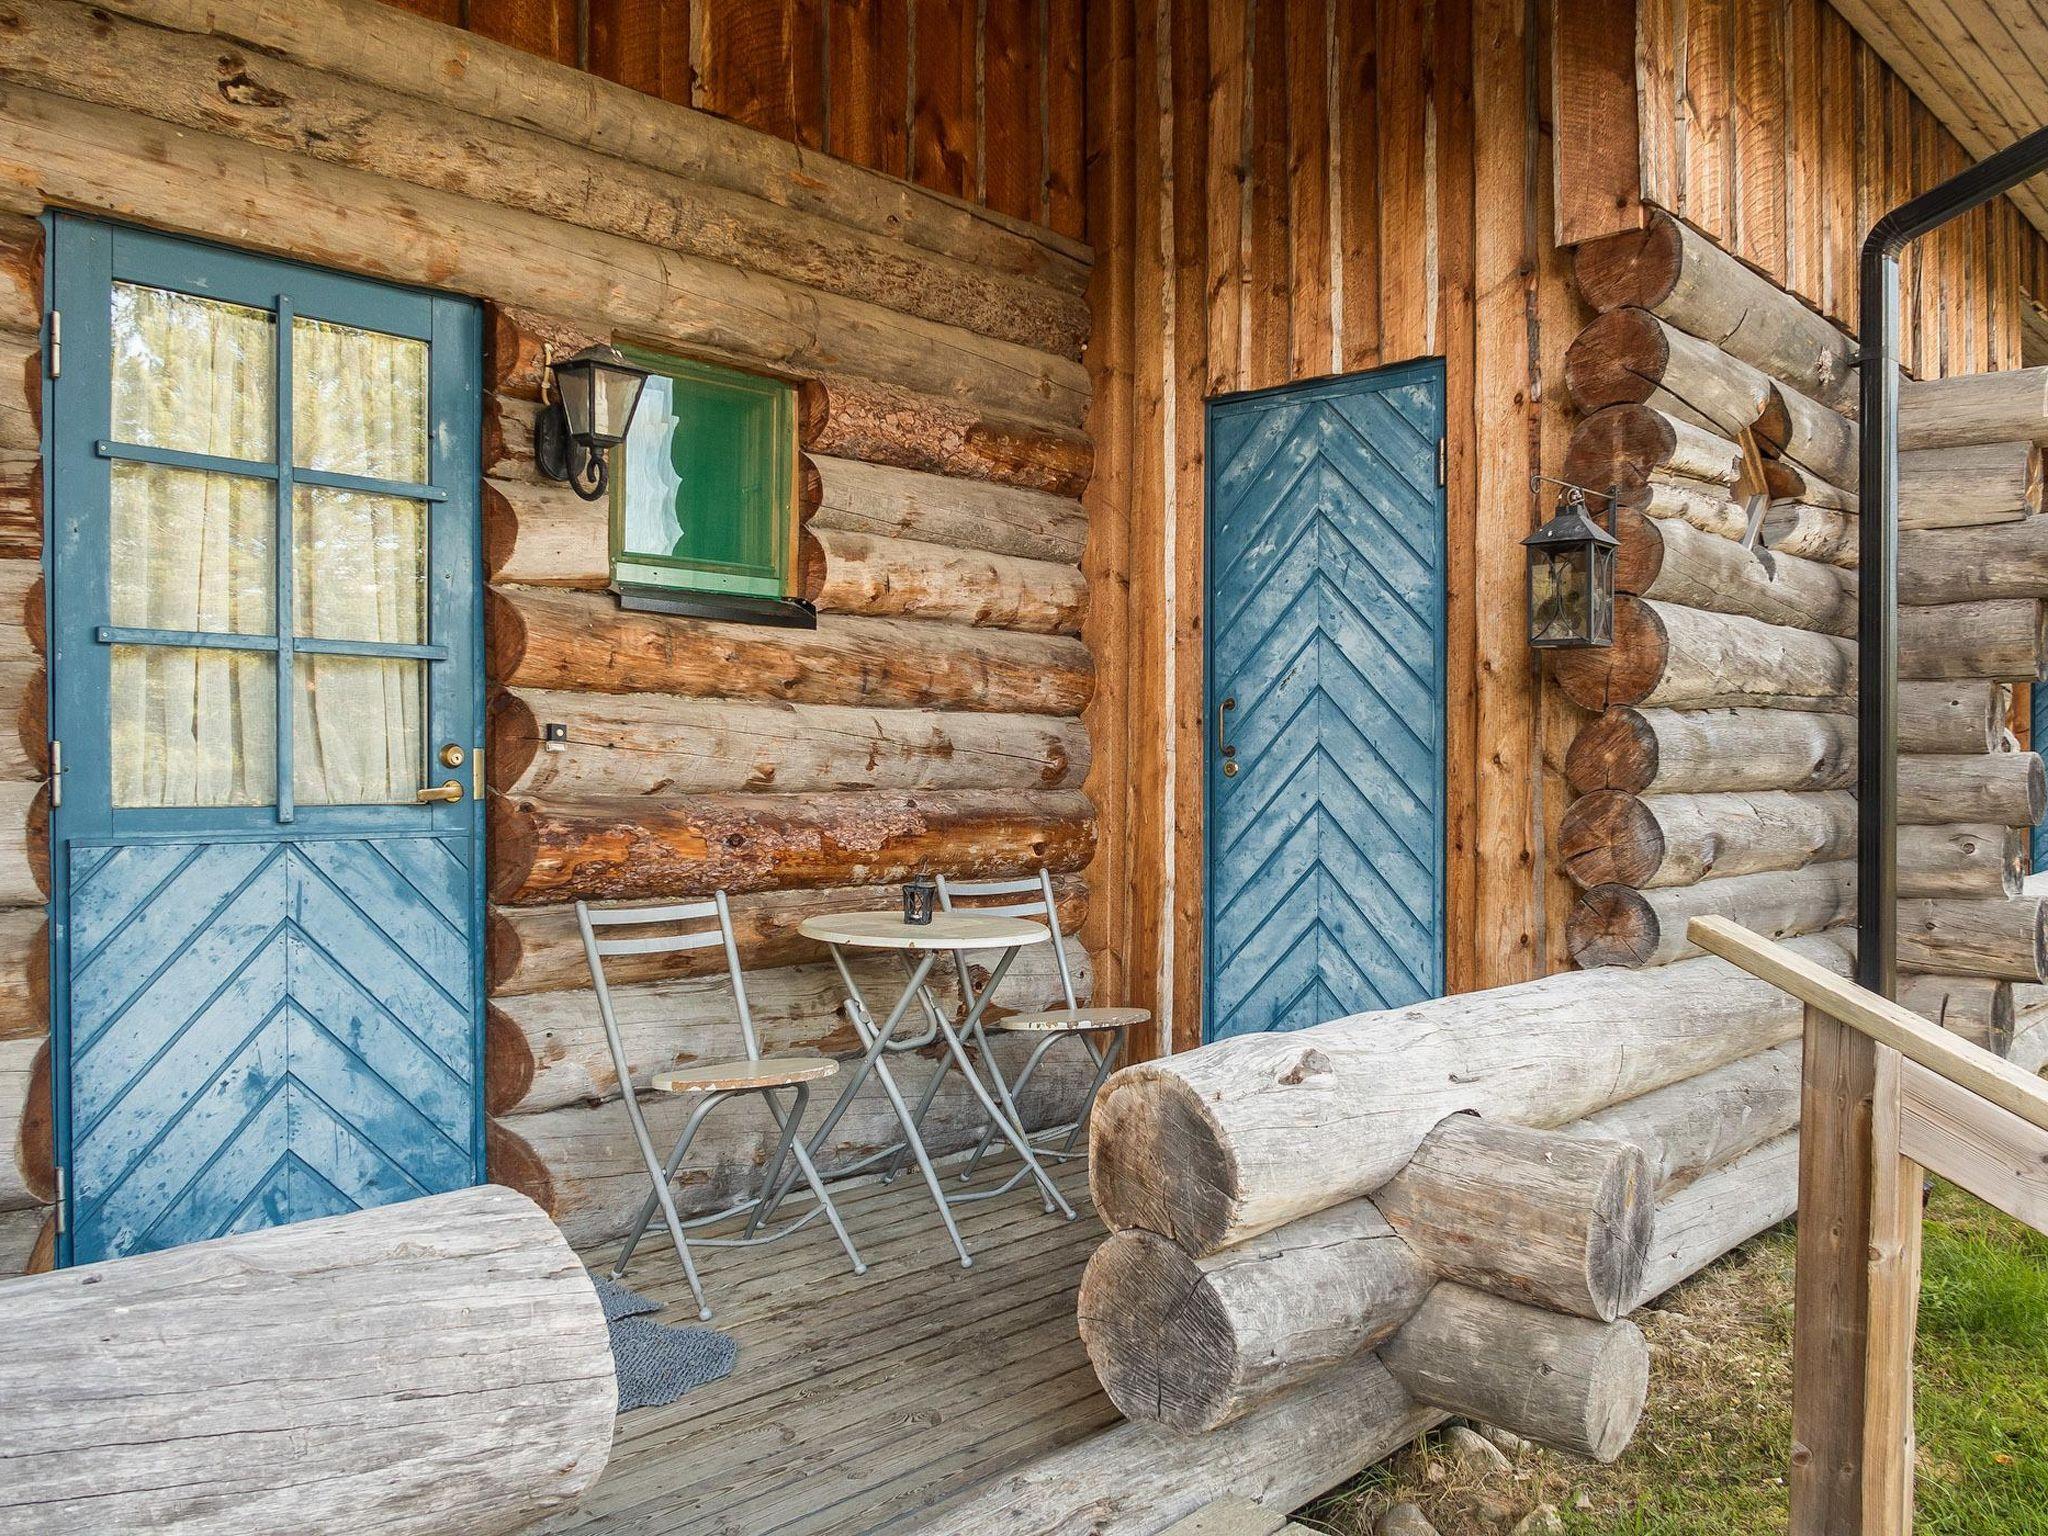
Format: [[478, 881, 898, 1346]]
[[1218, 696, 1237, 778], [416, 780, 465, 803]]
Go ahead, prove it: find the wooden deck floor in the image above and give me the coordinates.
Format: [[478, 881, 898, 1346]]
[[542, 1158, 1118, 1536]]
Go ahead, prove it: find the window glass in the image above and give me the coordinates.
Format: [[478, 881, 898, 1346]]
[[111, 646, 276, 808], [109, 463, 275, 635], [293, 486, 426, 645], [611, 353, 794, 602], [293, 655, 425, 805], [111, 283, 275, 463], [292, 317, 429, 483]]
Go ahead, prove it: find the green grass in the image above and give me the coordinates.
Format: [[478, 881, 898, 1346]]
[[1299, 1182, 2048, 1535]]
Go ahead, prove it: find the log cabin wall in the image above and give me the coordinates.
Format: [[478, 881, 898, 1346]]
[[1084, 0, 1591, 1054], [0, 0, 1100, 1267], [375, 0, 1087, 240]]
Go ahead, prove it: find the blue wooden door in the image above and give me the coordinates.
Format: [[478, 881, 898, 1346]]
[[1204, 362, 1448, 1042], [45, 218, 486, 1264]]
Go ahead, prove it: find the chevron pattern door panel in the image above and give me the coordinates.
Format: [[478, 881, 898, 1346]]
[[1204, 363, 1447, 1042], [66, 837, 480, 1264]]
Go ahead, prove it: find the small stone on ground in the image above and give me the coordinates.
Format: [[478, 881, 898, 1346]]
[[1509, 1506, 1564, 1536], [1474, 1423, 1527, 1456], [1375, 1502, 1439, 1536], [1442, 1424, 1513, 1474]]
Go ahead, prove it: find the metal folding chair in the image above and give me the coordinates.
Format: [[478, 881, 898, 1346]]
[[579, 894, 865, 1320], [888, 871, 1148, 1195]]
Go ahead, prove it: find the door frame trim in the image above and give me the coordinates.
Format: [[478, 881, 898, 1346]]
[[41, 213, 489, 1263]]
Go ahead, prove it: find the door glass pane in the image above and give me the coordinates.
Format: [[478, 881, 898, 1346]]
[[109, 463, 275, 635], [293, 656, 424, 805], [111, 283, 275, 462], [110, 646, 276, 807], [292, 317, 429, 483], [292, 486, 425, 644]]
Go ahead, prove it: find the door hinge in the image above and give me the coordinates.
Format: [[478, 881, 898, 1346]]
[[48, 738, 61, 809], [53, 1167, 65, 1233], [46, 309, 58, 379], [1437, 438, 1447, 487]]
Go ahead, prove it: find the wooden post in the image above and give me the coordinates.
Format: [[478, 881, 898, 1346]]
[[1861, 1048, 1922, 1535], [1794, 999, 1916, 1536], [1788, 1002, 1880, 1533]]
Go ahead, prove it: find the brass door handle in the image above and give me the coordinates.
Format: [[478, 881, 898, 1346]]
[[416, 779, 465, 804], [1217, 696, 1238, 778]]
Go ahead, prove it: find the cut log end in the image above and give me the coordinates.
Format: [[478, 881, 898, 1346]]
[[1567, 884, 1659, 969], [1548, 597, 1670, 713], [1564, 708, 1662, 796], [1572, 218, 1684, 315], [1076, 1230, 1240, 1433], [1558, 790, 1665, 889], [1089, 1069, 1235, 1253]]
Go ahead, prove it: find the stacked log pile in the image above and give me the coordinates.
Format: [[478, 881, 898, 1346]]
[[481, 291, 1100, 1247], [1077, 937, 1841, 1449], [0, 216, 47, 1276], [0, 0, 1109, 1263]]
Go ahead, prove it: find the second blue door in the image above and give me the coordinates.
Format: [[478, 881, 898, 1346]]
[[46, 219, 487, 1263], [1204, 362, 1448, 1042]]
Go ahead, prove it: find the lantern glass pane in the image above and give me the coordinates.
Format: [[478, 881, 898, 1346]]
[[1529, 548, 1590, 644], [553, 360, 596, 439], [590, 363, 646, 445]]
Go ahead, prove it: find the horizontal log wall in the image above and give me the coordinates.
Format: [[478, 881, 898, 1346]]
[[0, 0, 1104, 1262], [1560, 110, 2048, 1049]]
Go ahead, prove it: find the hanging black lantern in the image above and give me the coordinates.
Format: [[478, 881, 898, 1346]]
[[1522, 485, 1620, 648], [534, 343, 653, 502]]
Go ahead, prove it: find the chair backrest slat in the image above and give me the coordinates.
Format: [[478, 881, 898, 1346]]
[[935, 868, 1076, 1010], [577, 893, 761, 1060]]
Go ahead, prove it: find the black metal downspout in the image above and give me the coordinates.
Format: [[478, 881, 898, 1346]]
[[1859, 126, 2048, 998]]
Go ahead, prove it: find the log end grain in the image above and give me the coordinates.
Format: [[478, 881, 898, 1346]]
[[1563, 308, 1670, 413], [1567, 884, 1660, 969], [1564, 708, 1660, 796], [1572, 217, 1684, 315], [486, 690, 541, 794], [1558, 791, 1665, 890], [1549, 597, 1669, 714], [485, 1004, 538, 1119], [1089, 1067, 1236, 1254], [486, 1115, 556, 1215], [1076, 1229, 1242, 1433]]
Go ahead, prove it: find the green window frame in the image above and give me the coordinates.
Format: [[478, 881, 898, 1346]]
[[608, 348, 799, 617]]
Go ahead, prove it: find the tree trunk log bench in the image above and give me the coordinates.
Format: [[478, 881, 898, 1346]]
[[0, 1185, 615, 1534]]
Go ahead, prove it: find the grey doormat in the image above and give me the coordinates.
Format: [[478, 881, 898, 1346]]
[[591, 1276, 740, 1412]]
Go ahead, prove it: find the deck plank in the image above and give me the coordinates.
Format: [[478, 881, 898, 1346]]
[[541, 1158, 1116, 1536]]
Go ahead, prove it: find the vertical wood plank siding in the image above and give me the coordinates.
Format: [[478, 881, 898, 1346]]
[[1563, 0, 2048, 376], [372, 0, 1087, 239], [1086, 0, 1579, 1050]]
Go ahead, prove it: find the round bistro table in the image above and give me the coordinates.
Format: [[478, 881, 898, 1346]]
[[779, 910, 1076, 1266]]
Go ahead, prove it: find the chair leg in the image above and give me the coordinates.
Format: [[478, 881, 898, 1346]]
[[613, 1092, 723, 1321], [745, 1084, 807, 1238], [1059, 1025, 1128, 1155], [786, 1096, 867, 1278], [961, 1029, 1061, 1181]]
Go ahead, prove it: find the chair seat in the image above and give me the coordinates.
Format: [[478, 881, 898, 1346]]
[[652, 1056, 840, 1093], [988, 1005, 1151, 1034]]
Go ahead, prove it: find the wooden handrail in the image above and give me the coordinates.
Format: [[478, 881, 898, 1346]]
[[1687, 915, 2048, 1133], [1686, 912, 2048, 1535]]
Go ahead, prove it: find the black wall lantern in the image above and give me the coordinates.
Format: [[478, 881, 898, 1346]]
[[534, 343, 653, 502], [1522, 480, 1620, 649]]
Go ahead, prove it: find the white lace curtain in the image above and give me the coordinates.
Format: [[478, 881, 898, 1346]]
[[109, 285, 428, 808]]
